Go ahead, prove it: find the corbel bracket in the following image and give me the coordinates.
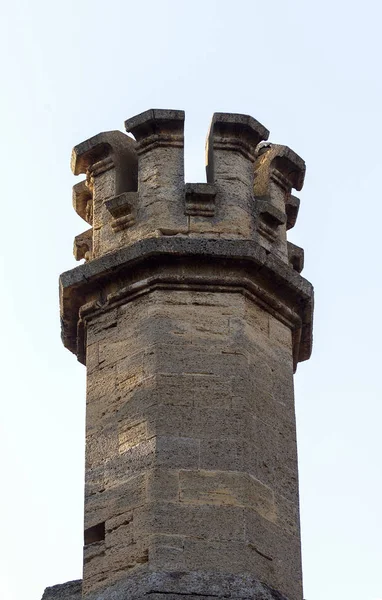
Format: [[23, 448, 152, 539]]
[[105, 192, 138, 232], [72, 180, 93, 225], [185, 183, 216, 217], [73, 228, 93, 262], [286, 195, 300, 231], [254, 143, 305, 198], [287, 241, 304, 273], [256, 200, 286, 242]]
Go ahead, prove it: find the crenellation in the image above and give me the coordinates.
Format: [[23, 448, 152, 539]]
[[71, 130, 138, 259], [253, 143, 305, 262], [125, 109, 187, 242], [287, 241, 304, 273], [69, 111, 307, 275], [195, 112, 268, 239], [253, 143, 305, 199], [71, 131, 138, 190], [206, 113, 270, 180], [285, 194, 300, 230]]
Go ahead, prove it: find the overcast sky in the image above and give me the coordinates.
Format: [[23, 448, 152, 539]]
[[0, 1, 381, 599]]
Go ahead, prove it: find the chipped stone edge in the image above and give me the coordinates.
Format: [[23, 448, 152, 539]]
[[41, 579, 82, 600]]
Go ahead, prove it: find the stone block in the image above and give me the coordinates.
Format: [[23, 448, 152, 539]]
[[152, 342, 249, 378], [153, 373, 232, 409], [188, 205, 253, 238], [243, 436, 298, 504], [113, 378, 158, 421], [147, 468, 179, 503], [274, 493, 300, 537], [106, 509, 133, 532], [118, 419, 148, 453], [85, 464, 105, 498], [86, 309, 119, 346], [149, 289, 246, 312], [104, 438, 156, 487], [115, 348, 146, 388], [83, 541, 107, 591], [145, 303, 232, 345], [181, 538, 268, 576], [86, 342, 99, 374], [86, 425, 118, 468], [97, 339, 140, 371], [155, 436, 200, 469], [149, 404, 252, 442], [134, 502, 244, 542], [268, 315, 293, 348], [85, 474, 147, 530], [179, 470, 276, 522], [83, 543, 148, 596], [199, 438, 244, 471], [244, 508, 302, 600], [86, 364, 117, 404], [271, 372, 295, 409], [149, 534, 186, 571], [105, 518, 134, 550], [249, 392, 295, 432]]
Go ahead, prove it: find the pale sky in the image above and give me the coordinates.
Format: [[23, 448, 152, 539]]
[[0, 1, 381, 599]]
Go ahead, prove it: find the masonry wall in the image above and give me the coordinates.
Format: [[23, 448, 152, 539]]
[[83, 288, 302, 600], [54, 108, 314, 600]]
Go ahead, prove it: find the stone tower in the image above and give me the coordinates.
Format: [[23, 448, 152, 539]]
[[49, 109, 314, 600]]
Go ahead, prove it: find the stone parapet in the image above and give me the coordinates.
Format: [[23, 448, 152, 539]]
[[70, 110, 306, 264]]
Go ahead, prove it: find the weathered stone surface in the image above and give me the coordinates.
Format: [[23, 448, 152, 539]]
[[41, 580, 82, 600], [42, 573, 292, 600], [76, 287, 303, 599], [124, 109, 187, 242], [59, 237, 313, 370], [253, 143, 305, 262], [71, 130, 138, 259], [50, 110, 315, 600], [83, 571, 289, 600]]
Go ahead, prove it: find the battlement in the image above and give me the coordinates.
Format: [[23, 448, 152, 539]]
[[71, 109, 305, 269], [62, 109, 313, 373]]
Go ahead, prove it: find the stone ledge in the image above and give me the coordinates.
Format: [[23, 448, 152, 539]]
[[60, 238, 311, 295], [41, 579, 82, 600], [125, 109, 185, 135], [82, 571, 290, 600], [60, 237, 313, 370], [41, 573, 291, 600]]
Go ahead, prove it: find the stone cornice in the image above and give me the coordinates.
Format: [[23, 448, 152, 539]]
[[125, 109, 185, 155], [60, 237, 313, 371], [206, 113, 269, 183]]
